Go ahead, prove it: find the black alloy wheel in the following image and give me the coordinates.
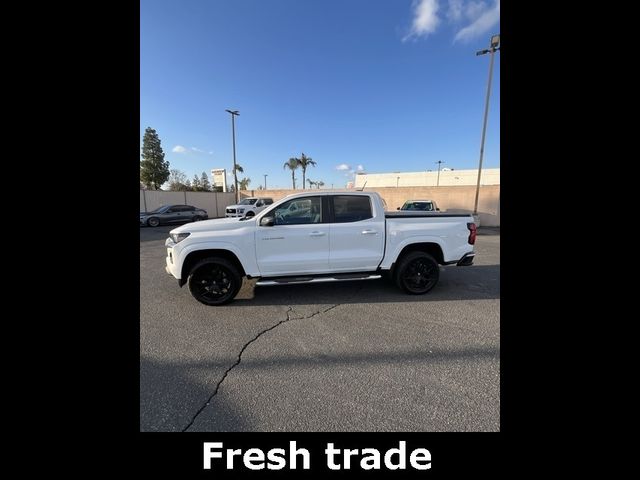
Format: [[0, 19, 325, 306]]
[[187, 257, 242, 305], [395, 251, 440, 294]]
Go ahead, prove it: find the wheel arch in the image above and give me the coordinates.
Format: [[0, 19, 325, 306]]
[[180, 249, 246, 287]]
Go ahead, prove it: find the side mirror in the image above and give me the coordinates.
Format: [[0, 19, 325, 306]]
[[260, 216, 274, 227]]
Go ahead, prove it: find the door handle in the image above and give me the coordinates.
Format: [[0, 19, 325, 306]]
[[309, 231, 326, 237], [361, 229, 377, 235]]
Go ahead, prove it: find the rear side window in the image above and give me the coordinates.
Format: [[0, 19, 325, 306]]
[[331, 196, 373, 223], [264, 198, 274, 205]]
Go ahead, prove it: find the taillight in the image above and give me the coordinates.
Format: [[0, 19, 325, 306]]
[[467, 222, 477, 245]]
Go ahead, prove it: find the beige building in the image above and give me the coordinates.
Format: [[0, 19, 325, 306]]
[[354, 168, 500, 188]]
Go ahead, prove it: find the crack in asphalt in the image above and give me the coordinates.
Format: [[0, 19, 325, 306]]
[[181, 303, 340, 432]]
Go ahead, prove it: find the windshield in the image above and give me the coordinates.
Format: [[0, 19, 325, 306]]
[[238, 199, 258, 205], [148, 205, 170, 213], [402, 201, 433, 211]]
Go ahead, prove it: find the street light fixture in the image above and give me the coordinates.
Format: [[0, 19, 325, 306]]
[[473, 34, 500, 216], [225, 109, 240, 203], [436, 160, 445, 186]]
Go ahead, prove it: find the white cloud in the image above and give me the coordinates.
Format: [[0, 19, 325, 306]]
[[403, 0, 440, 41], [356, 164, 365, 171], [336, 163, 351, 171], [403, 0, 500, 43], [208, 151, 214, 155], [447, 0, 463, 21], [172, 145, 187, 153], [454, 0, 500, 42], [191, 146, 205, 153]]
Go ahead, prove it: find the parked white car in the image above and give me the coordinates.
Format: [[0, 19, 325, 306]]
[[225, 197, 274, 218], [165, 191, 477, 305]]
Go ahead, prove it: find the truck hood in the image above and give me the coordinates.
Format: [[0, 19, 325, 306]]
[[225, 204, 252, 209], [169, 216, 256, 234]]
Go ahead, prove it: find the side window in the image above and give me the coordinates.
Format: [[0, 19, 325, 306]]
[[265, 199, 273, 205], [165, 207, 176, 213], [174, 206, 190, 212], [273, 197, 322, 225], [332, 196, 373, 223], [255, 200, 263, 207]]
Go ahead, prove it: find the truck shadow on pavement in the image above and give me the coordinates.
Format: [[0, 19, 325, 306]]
[[231, 264, 500, 306], [140, 343, 499, 432], [140, 355, 252, 432]]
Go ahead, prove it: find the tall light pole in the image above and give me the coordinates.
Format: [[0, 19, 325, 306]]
[[225, 109, 240, 203], [473, 34, 500, 216], [263, 174, 268, 190], [436, 160, 444, 186]]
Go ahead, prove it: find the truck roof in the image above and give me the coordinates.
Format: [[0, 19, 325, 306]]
[[281, 190, 380, 199]]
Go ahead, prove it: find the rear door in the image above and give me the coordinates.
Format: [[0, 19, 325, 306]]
[[255, 196, 330, 276], [328, 195, 385, 271]]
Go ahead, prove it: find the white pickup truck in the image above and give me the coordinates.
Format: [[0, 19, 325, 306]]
[[165, 191, 477, 305], [225, 197, 274, 218]]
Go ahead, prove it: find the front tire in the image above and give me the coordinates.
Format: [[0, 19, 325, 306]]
[[245, 211, 255, 217], [394, 251, 439, 295], [187, 257, 242, 305], [147, 217, 160, 227]]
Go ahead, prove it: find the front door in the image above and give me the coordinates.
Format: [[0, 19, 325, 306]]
[[255, 196, 330, 276]]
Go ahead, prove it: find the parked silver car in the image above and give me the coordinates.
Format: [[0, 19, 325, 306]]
[[140, 204, 208, 227]]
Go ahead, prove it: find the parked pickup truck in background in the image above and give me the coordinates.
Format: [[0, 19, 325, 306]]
[[398, 199, 440, 212], [225, 197, 274, 218], [165, 191, 476, 305]]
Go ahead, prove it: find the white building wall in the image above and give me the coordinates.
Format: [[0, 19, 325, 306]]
[[354, 168, 500, 188]]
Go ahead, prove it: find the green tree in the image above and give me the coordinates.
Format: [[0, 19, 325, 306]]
[[238, 177, 251, 190], [283, 157, 299, 189], [307, 178, 316, 188], [316, 180, 325, 189], [192, 174, 202, 191], [297, 153, 317, 189], [200, 172, 211, 191], [140, 127, 170, 190]]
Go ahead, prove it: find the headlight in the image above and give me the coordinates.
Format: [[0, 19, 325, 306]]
[[170, 232, 191, 243], [238, 209, 245, 213]]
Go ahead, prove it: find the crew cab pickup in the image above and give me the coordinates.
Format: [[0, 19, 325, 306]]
[[165, 191, 476, 305]]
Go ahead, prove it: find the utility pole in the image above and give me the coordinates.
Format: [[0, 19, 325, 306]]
[[436, 160, 444, 186], [473, 34, 500, 215], [225, 109, 240, 203], [263, 174, 268, 190]]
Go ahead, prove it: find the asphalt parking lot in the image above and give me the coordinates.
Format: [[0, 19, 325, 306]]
[[140, 223, 500, 432]]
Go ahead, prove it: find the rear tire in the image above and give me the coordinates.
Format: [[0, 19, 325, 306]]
[[192, 215, 202, 222], [187, 257, 242, 305], [394, 251, 439, 295]]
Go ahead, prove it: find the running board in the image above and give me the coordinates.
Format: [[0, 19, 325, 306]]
[[256, 273, 382, 286]]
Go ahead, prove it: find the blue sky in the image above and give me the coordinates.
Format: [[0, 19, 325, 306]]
[[141, 0, 500, 189]]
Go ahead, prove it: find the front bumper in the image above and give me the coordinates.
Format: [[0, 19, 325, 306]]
[[225, 212, 245, 218], [164, 237, 179, 277]]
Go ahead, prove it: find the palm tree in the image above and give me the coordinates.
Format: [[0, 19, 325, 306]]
[[316, 180, 325, 189], [307, 178, 316, 188], [283, 157, 299, 189], [298, 153, 317, 189], [238, 177, 251, 190]]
